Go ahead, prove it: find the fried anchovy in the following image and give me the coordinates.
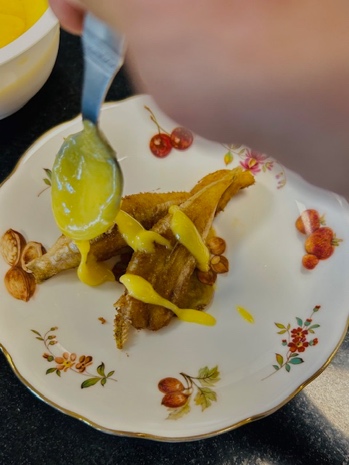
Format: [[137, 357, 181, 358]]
[[27, 191, 190, 283], [114, 168, 254, 349]]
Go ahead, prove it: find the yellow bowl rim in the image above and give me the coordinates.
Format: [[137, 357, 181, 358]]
[[0, 8, 59, 66]]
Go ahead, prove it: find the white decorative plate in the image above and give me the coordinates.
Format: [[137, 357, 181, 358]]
[[0, 95, 348, 441]]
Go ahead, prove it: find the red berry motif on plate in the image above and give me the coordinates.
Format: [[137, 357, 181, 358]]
[[158, 377, 185, 394], [305, 227, 335, 260], [295, 209, 322, 235], [301, 254, 319, 270], [170, 127, 194, 150], [145, 105, 194, 158], [162, 391, 189, 409], [149, 133, 172, 158], [295, 209, 342, 270], [158, 366, 220, 420]]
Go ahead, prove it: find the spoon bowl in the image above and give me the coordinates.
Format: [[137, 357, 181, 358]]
[[51, 14, 125, 241]]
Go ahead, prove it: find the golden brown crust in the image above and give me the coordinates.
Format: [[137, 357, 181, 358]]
[[27, 191, 190, 282], [114, 168, 255, 348]]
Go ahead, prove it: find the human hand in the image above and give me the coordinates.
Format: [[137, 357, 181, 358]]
[[48, 0, 85, 34], [50, 0, 349, 197]]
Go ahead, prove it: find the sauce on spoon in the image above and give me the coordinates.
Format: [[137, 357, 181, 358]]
[[51, 120, 123, 285], [51, 120, 122, 241]]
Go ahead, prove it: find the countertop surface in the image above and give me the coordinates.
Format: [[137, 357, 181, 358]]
[[0, 30, 348, 465]]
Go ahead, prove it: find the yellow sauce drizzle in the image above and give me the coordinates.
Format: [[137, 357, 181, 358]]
[[0, 0, 48, 48], [236, 305, 255, 324], [115, 210, 171, 252], [169, 205, 210, 271], [120, 274, 216, 326], [76, 240, 115, 286]]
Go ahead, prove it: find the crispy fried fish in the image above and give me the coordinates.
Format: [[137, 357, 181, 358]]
[[27, 191, 190, 283], [114, 168, 254, 349]]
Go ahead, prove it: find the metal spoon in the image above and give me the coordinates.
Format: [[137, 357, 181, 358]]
[[81, 13, 125, 125], [51, 14, 125, 241]]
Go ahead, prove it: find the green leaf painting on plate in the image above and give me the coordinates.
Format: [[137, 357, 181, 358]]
[[32, 326, 117, 389]]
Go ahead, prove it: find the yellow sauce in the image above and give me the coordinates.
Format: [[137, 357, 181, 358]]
[[0, 0, 48, 48], [236, 305, 255, 324], [120, 274, 216, 326], [115, 210, 171, 252], [52, 141, 213, 322], [51, 120, 123, 242], [169, 205, 210, 271], [76, 240, 115, 286], [51, 120, 122, 286]]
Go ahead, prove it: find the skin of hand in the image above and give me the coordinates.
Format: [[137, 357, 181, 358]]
[[50, 0, 349, 197]]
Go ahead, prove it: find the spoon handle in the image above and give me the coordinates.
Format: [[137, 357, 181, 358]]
[[81, 14, 125, 124]]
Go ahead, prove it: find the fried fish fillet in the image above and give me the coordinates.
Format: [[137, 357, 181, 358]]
[[27, 191, 190, 283], [114, 168, 254, 349]]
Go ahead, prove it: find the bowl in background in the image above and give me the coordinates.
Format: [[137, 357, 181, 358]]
[[0, 8, 60, 119]]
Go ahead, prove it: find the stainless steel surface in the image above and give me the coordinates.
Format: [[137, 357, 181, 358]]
[[81, 14, 125, 124]]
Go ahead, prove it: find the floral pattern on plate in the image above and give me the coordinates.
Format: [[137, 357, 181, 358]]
[[264, 305, 321, 379], [32, 326, 117, 389], [222, 144, 286, 189]]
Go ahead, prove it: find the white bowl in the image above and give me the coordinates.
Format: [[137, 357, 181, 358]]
[[0, 8, 60, 119]]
